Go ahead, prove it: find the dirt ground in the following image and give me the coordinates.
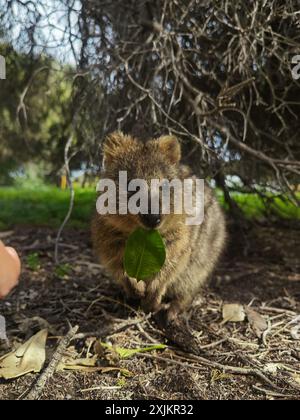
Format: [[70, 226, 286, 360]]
[[0, 220, 299, 400]]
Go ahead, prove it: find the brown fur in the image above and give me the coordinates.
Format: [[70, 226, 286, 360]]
[[91, 131, 227, 321]]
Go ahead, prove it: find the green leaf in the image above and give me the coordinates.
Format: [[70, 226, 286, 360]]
[[124, 227, 166, 281], [100, 343, 167, 359]]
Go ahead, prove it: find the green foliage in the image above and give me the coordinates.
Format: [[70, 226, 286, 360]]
[[26, 253, 41, 271], [14, 163, 51, 189], [116, 377, 127, 388], [0, 43, 73, 185], [219, 192, 300, 220], [0, 186, 96, 229], [124, 228, 166, 281], [55, 263, 72, 279]]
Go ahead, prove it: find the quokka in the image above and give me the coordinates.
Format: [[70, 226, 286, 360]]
[[92, 132, 226, 321]]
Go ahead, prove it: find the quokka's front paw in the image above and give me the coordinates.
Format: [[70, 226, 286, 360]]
[[153, 301, 183, 327], [165, 300, 185, 324], [123, 276, 146, 299], [141, 296, 169, 314]]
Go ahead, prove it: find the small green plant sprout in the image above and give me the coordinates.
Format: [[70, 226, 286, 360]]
[[26, 253, 41, 271], [124, 227, 166, 281], [55, 263, 72, 279]]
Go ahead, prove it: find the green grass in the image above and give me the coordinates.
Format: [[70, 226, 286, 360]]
[[219, 192, 300, 220], [0, 186, 298, 230], [0, 186, 96, 229]]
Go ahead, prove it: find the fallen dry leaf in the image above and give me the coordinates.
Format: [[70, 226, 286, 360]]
[[56, 354, 131, 376], [56, 355, 98, 371], [245, 307, 268, 338], [17, 316, 56, 335], [292, 374, 300, 385], [0, 329, 48, 379], [222, 304, 245, 323]]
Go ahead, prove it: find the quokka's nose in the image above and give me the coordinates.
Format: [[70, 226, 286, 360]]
[[140, 214, 161, 229]]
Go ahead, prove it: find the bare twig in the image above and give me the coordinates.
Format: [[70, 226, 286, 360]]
[[23, 325, 79, 400], [54, 134, 75, 264]]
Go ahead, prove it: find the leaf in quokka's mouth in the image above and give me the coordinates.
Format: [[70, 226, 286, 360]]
[[124, 227, 166, 281]]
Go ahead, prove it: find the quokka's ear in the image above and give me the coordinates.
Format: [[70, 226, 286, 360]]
[[157, 135, 181, 164], [102, 131, 137, 165]]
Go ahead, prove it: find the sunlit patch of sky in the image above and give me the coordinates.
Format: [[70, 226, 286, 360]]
[[1, 0, 82, 66], [210, 134, 241, 162]]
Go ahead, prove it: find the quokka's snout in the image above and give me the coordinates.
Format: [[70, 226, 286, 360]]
[[139, 213, 162, 229]]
